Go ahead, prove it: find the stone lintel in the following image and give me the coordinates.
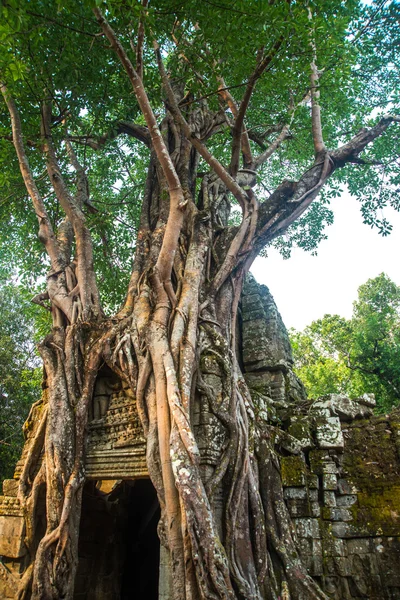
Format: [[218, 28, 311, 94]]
[[85, 448, 148, 480]]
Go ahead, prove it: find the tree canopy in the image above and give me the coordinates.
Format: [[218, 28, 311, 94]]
[[0, 0, 399, 306], [290, 273, 400, 411]]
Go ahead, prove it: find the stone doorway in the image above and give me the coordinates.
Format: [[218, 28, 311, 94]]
[[74, 478, 160, 599], [120, 478, 160, 599]]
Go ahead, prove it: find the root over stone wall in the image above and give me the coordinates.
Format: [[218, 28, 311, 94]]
[[1, 277, 400, 599]]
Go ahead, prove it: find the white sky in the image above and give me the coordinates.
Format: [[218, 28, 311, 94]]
[[251, 191, 400, 331]]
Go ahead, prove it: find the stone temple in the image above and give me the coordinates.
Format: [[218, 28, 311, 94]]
[[1, 276, 400, 599]]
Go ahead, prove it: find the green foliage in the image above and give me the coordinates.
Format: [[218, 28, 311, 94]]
[[0, 0, 398, 303], [290, 274, 400, 412], [0, 280, 42, 481]]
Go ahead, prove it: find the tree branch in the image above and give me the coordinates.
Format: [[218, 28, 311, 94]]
[[217, 75, 253, 168], [253, 94, 301, 169], [68, 120, 150, 150], [41, 102, 83, 219], [255, 114, 400, 249], [0, 82, 61, 270], [230, 38, 283, 176], [308, 8, 325, 156], [0, 133, 38, 148], [93, 7, 185, 285], [240, 124, 287, 150], [254, 124, 291, 169], [94, 10, 180, 194], [41, 101, 102, 318], [153, 42, 248, 210], [246, 129, 268, 149], [332, 115, 400, 164], [64, 134, 98, 215], [136, 0, 148, 80]]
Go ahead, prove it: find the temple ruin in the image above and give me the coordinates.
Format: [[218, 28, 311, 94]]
[[1, 276, 400, 599]]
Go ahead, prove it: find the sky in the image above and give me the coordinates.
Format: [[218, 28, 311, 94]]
[[251, 191, 400, 331]]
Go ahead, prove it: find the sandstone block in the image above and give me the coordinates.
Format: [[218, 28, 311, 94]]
[[280, 456, 307, 487], [283, 486, 308, 500], [241, 293, 263, 311], [321, 461, 338, 474], [309, 449, 329, 475], [323, 472, 338, 491], [326, 508, 353, 522], [0, 562, 19, 599], [286, 498, 312, 518], [334, 555, 352, 576], [0, 516, 25, 558], [307, 473, 319, 489], [332, 521, 350, 538], [2, 480, 18, 497], [306, 554, 324, 576], [311, 501, 321, 517], [336, 494, 357, 507], [312, 393, 374, 422], [324, 491, 337, 507], [288, 418, 313, 449], [323, 536, 346, 557], [316, 416, 344, 450], [294, 517, 321, 539], [347, 538, 372, 555]]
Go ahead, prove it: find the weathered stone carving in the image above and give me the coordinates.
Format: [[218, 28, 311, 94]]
[[91, 376, 116, 422], [86, 378, 147, 479], [241, 274, 306, 412]]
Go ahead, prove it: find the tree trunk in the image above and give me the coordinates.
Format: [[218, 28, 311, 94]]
[[14, 100, 329, 600]]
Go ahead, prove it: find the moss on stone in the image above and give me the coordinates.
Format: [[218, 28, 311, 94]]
[[281, 456, 307, 487], [288, 419, 310, 443], [342, 414, 400, 488], [349, 489, 400, 536], [309, 449, 328, 476]]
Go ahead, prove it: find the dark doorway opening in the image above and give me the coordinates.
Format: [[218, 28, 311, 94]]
[[74, 479, 160, 599], [120, 478, 161, 600]]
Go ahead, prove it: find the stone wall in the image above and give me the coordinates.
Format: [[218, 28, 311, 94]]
[[241, 274, 306, 410], [280, 396, 400, 599], [1, 276, 400, 598], [241, 274, 400, 599]]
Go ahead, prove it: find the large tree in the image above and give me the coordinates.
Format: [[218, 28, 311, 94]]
[[1, 1, 400, 598], [291, 273, 400, 411]]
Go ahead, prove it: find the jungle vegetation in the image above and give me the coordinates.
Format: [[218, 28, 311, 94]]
[[0, 1, 399, 598], [290, 273, 400, 412]]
